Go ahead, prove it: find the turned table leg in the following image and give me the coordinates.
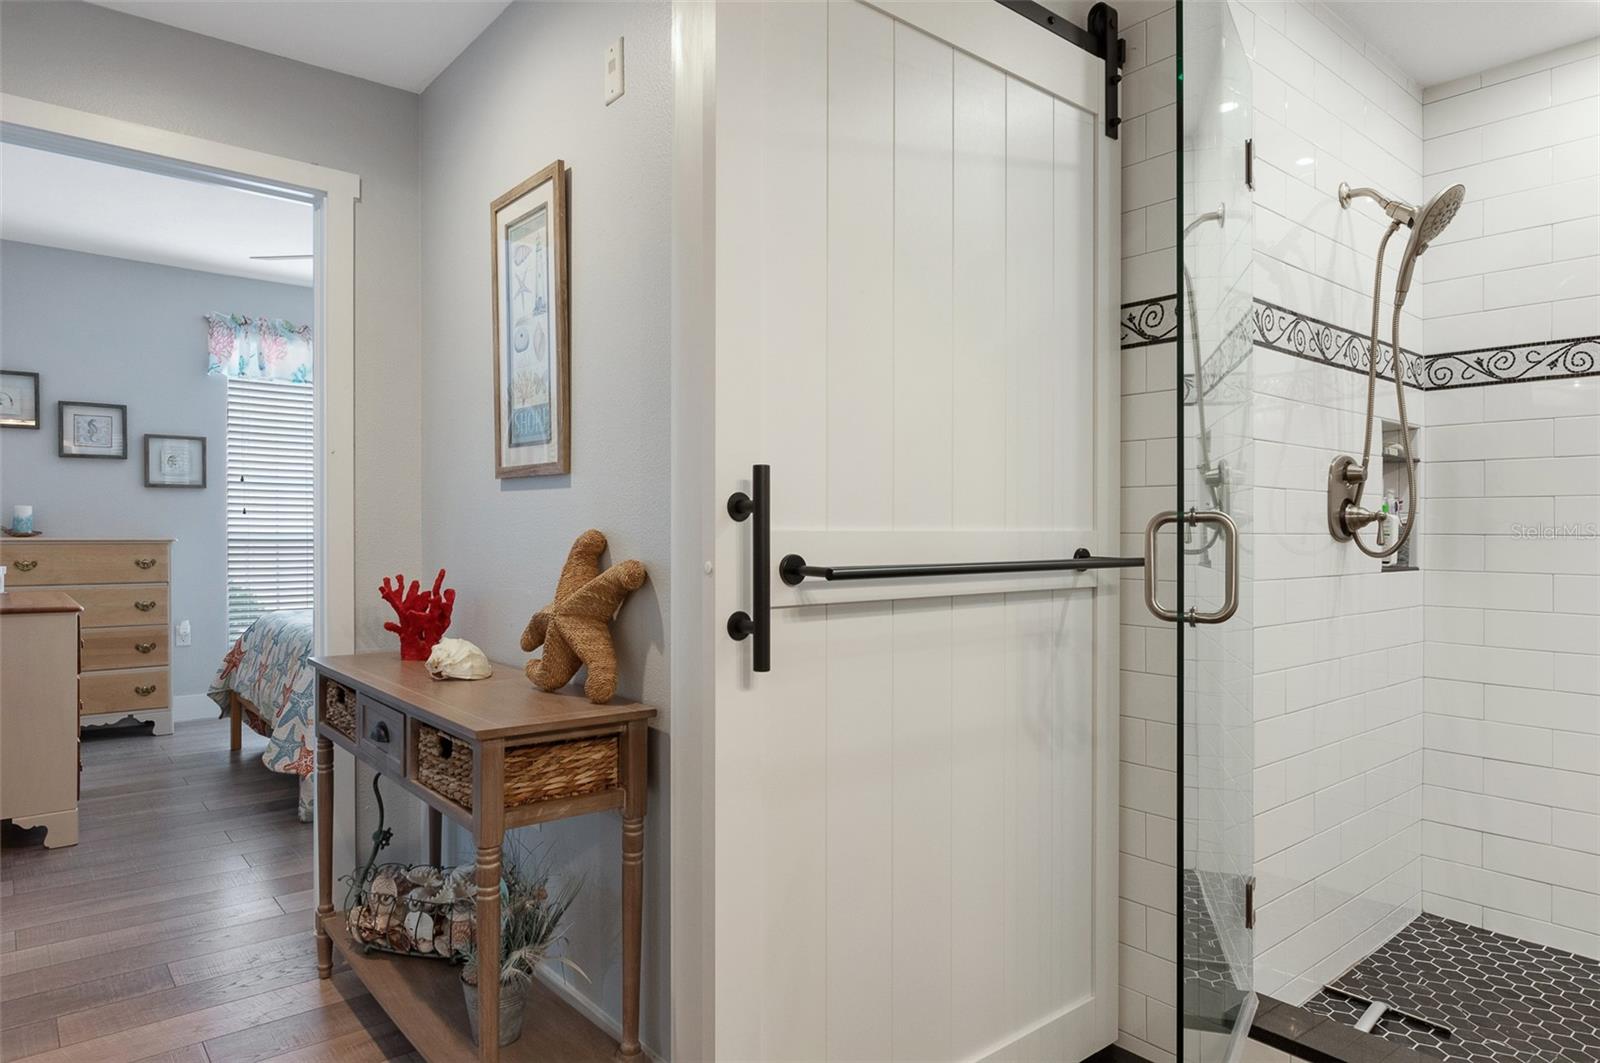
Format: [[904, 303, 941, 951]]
[[474, 744, 506, 1063], [619, 720, 648, 1061], [315, 734, 334, 977]]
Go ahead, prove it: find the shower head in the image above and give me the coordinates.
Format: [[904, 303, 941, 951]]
[[1396, 183, 1467, 307]]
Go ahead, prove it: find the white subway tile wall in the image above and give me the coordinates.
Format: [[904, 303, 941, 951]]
[[1419, 38, 1600, 348], [1233, 0, 1429, 1006], [1417, 37, 1600, 964], [1118, 3, 1180, 1056]]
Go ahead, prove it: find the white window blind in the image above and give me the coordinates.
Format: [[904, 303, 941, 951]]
[[226, 378, 314, 638]]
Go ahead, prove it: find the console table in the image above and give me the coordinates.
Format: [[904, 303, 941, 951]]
[[310, 653, 656, 1063]]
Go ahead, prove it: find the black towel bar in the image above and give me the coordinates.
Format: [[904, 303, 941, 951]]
[[778, 547, 1143, 586]]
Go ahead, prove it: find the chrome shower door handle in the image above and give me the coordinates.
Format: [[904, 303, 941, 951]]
[[1143, 509, 1239, 625], [1143, 511, 1181, 622], [1189, 509, 1239, 624]]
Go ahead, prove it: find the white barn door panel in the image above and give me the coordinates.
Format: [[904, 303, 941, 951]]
[[707, 2, 1120, 1059]]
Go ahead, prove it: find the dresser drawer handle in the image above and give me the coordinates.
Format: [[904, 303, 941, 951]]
[[134, 600, 158, 612], [13, 559, 38, 572], [135, 642, 157, 654], [368, 721, 391, 743], [134, 558, 158, 570], [134, 684, 157, 697]]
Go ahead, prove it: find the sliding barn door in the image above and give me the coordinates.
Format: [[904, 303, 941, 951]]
[[708, 3, 1120, 1058]]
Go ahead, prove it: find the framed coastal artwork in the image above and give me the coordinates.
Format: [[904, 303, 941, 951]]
[[59, 400, 127, 459], [144, 434, 207, 488], [0, 370, 40, 429], [490, 160, 570, 478]]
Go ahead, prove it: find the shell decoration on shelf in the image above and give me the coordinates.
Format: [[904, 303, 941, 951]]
[[346, 863, 476, 959]]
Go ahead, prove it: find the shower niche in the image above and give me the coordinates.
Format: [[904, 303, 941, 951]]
[[1378, 421, 1420, 572]]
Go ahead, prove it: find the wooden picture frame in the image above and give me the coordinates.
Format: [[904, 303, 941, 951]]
[[490, 160, 571, 478], [0, 370, 40, 429], [58, 401, 127, 459], [144, 434, 207, 488]]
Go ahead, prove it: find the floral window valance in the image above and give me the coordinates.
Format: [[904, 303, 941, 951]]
[[205, 313, 313, 383]]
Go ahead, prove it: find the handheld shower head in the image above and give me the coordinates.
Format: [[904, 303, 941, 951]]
[[1395, 183, 1466, 306]]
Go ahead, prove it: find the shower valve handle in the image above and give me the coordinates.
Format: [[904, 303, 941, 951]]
[[1341, 505, 1383, 533]]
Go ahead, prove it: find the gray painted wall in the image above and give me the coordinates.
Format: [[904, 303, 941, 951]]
[[0, 0, 423, 651], [0, 240, 312, 696], [419, 2, 673, 1051]]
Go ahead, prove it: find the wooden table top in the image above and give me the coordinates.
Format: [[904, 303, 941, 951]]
[[311, 652, 656, 742], [0, 590, 85, 615]]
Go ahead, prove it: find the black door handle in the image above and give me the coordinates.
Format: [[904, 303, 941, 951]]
[[726, 464, 771, 672], [368, 721, 390, 743]]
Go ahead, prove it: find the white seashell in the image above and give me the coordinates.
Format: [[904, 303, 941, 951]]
[[426, 638, 493, 681]]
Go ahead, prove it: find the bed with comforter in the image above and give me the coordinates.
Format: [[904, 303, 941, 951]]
[[207, 609, 316, 820]]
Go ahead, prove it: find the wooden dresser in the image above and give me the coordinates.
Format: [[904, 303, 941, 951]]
[[0, 538, 175, 735], [0, 590, 83, 847]]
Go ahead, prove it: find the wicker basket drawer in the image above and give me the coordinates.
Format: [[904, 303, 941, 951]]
[[415, 724, 620, 811], [1, 541, 169, 586], [80, 668, 169, 714], [320, 679, 357, 740], [80, 625, 168, 671]]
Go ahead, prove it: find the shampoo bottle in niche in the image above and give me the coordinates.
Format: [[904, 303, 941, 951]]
[[1395, 496, 1412, 569]]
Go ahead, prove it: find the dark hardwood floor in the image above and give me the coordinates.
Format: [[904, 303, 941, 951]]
[[1, 717, 415, 1063]]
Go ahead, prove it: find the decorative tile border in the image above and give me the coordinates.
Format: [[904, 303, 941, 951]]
[[1250, 299, 1426, 388], [1121, 294, 1597, 392], [1424, 335, 1600, 389], [1120, 295, 1176, 348]]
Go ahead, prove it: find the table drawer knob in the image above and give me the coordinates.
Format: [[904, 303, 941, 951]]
[[368, 721, 391, 743], [134, 558, 158, 570], [13, 559, 37, 572], [134, 600, 157, 611], [135, 642, 157, 654], [134, 684, 157, 697]]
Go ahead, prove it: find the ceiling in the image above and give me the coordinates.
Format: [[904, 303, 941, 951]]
[[89, 0, 513, 93], [1, 143, 314, 286], [1323, 1, 1600, 88]]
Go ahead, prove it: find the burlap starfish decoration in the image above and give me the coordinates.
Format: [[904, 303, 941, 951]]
[[520, 530, 647, 703]]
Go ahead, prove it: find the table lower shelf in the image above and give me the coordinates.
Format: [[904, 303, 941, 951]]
[[319, 912, 620, 1062]]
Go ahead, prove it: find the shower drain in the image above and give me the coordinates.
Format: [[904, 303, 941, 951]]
[[1319, 985, 1455, 1052]]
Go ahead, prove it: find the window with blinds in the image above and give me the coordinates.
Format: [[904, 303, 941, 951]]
[[226, 378, 314, 638]]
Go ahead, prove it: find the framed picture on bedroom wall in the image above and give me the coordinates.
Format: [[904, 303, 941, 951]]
[[58, 400, 127, 459], [144, 434, 207, 488], [0, 370, 40, 429], [490, 159, 570, 478]]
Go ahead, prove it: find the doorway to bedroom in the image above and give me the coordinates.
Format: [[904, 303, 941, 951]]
[[0, 134, 323, 818]]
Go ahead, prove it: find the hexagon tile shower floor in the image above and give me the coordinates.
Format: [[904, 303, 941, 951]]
[[1304, 913, 1600, 1062]]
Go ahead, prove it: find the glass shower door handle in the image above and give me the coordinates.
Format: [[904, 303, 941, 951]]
[[1144, 509, 1239, 625]]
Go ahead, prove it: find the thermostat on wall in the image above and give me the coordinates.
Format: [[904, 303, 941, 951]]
[[605, 37, 625, 105]]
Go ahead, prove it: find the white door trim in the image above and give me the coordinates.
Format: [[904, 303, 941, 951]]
[[0, 90, 361, 877], [669, 4, 1121, 1056]]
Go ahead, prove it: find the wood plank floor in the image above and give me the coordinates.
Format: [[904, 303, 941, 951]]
[[1, 718, 415, 1063]]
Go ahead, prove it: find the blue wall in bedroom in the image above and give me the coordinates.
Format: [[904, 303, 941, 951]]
[[0, 240, 313, 699]]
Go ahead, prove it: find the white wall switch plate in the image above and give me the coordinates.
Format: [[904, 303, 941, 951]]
[[175, 619, 191, 647], [605, 37, 625, 105]]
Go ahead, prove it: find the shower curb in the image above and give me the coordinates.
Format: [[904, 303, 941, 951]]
[[1252, 994, 1435, 1063]]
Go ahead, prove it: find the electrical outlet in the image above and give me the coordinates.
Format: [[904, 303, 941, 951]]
[[605, 37, 625, 105], [175, 619, 191, 647]]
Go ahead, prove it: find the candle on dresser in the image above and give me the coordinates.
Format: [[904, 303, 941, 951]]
[[11, 506, 32, 535]]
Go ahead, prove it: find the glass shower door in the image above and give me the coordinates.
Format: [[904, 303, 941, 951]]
[[1178, 1, 1255, 1059]]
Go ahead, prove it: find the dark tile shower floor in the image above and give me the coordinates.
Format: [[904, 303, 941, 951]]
[[1304, 913, 1600, 1062]]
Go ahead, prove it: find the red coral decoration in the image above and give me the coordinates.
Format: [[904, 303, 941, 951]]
[[380, 569, 457, 661]]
